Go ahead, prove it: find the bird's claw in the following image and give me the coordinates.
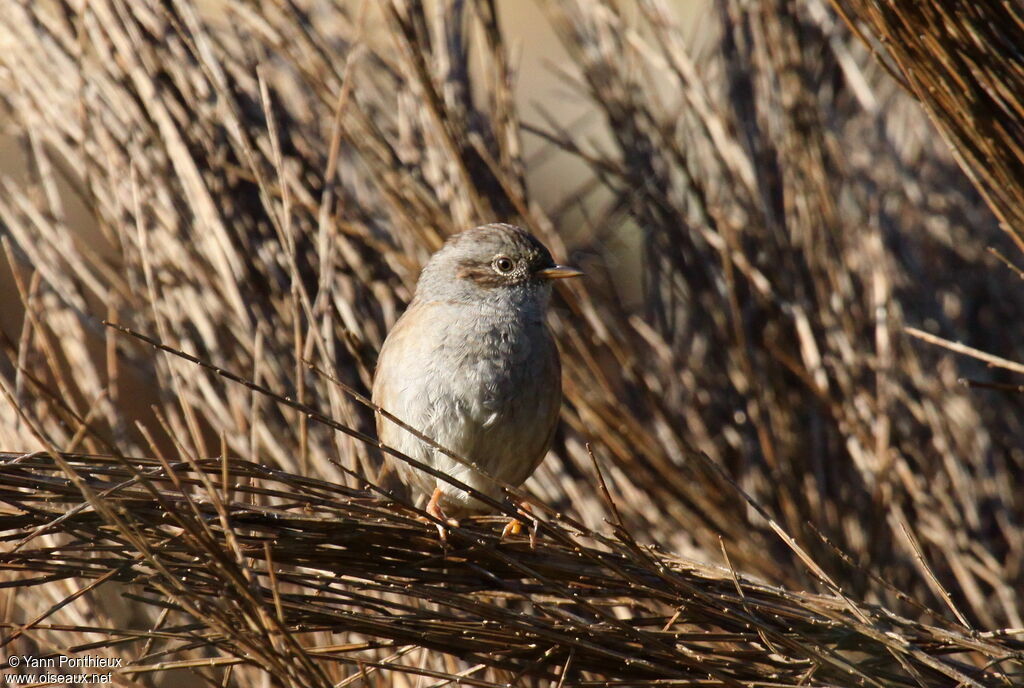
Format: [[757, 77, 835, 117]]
[[500, 502, 539, 548], [501, 518, 523, 539], [424, 487, 459, 542]]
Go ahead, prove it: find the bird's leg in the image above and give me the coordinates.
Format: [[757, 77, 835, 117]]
[[425, 487, 459, 540], [501, 500, 539, 548]]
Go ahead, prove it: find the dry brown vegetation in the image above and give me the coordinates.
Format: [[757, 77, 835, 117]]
[[0, 0, 1022, 686]]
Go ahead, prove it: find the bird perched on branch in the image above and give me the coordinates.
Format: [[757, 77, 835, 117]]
[[372, 223, 581, 539]]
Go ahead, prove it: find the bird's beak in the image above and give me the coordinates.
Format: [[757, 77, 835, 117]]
[[536, 265, 584, 280]]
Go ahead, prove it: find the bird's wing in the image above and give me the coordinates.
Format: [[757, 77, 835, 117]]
[[372, 304, 423, 445]]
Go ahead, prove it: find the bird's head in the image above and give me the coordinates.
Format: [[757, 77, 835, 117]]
[[414, 223, 581, 312]]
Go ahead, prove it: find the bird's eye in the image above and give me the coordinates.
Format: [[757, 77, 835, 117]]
[[493, 256, 515, 274]]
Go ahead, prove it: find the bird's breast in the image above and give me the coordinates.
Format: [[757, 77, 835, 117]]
[[373, 300, 562, 509], [378, 302, 556, 447]]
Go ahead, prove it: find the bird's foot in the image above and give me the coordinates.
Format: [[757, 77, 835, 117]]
[[424, 487, 459, 541], [500, 501, 538, 548], [500, 518, 522, 538]]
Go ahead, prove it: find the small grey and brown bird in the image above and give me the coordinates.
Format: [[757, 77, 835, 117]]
[[372, 223, 581, 538]]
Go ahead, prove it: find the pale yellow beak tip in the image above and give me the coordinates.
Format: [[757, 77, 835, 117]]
[[537, 265, 584, 280]]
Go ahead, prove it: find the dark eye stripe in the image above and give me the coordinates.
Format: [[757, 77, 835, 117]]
[[456, 261, 508, 288]]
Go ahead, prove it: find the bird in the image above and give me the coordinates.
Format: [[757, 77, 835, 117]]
[[372, 223, 581, 539]]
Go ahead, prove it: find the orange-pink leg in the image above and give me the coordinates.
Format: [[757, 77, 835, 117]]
[[501, 501, 539, 547], [425, 487, 459, 541]]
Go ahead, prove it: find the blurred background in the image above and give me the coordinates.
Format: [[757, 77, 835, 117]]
[[1, 0, 1022, 685]]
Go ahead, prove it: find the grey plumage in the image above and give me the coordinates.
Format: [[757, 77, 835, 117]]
[[372, 224, 578, 518]]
